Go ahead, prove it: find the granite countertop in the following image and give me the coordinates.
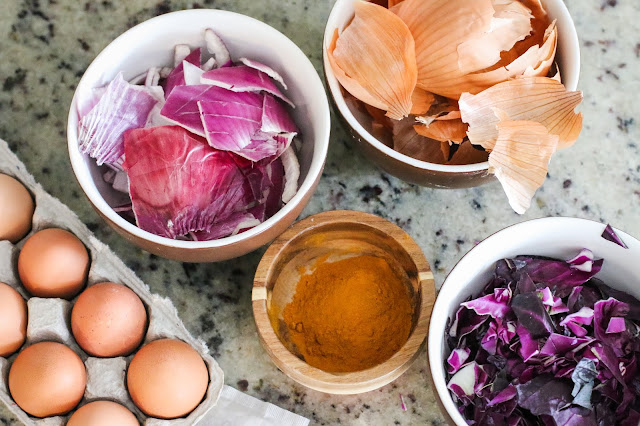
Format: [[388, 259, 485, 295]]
[[1, 0, 639, 424]]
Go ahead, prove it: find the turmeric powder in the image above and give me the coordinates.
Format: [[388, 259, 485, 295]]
[[282, 254, 414, 373]]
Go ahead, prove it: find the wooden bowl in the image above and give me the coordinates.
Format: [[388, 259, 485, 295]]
[[252, 210, 435, 394]]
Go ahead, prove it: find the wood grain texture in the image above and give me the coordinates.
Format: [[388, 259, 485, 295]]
[[252, 210, 435, 394]]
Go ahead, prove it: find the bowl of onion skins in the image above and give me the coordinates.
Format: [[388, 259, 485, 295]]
[[428, 217, 639, 425], [68, 9, 331, 262], [323, 0, 580, 189]]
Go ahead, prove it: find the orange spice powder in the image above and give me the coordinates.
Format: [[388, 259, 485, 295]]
[[282, 254, 414, 373]]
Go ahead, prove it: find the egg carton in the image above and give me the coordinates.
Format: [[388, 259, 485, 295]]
[[0, 137, 224, 425]]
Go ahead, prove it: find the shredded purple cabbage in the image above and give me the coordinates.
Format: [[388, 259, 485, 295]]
[[602, 224, 629, 249], [445, 249, 640, 425]]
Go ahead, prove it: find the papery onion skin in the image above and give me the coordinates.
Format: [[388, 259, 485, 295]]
[[392, 0, 495, 99], [161, 85, 263, 137], [392, 117, 448, 164], [201, 65, 294, 107], [123, 126, 251, 239], [81, 28, 303, 241], [78, 73, 160, 166], [447, 141, 489, 165], [198, 99, 262, 152], [410, 88, 435, 115], [391, 0, 557, 99], [460, 77, 583, 151], [239, 58, 288, 90], [329, 0, 417, 120], [164, 48, 201, 99], [414, 120, 467, 144], [488, 119, 559, 214], [456, 0, 533, 74]]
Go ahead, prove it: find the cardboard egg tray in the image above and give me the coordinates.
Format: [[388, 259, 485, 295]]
[[0, 138, 224, 425]]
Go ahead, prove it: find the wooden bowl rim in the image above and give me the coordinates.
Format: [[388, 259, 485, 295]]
[[252, 210, 435, 394]]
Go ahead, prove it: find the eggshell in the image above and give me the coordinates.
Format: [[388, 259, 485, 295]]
[[8, 341, 86, 417], [71, 282, 147, 357], [0, 174, 34, 243], [127, 339, 209, 419], [67, 401, 139, 426], [0, 283, 27, 357], [18, 228, 90, 299]]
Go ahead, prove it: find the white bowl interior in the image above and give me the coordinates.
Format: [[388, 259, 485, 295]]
[[323, 0, 580, 173], [68, 10, 330, 249], [428, 218, 639, 425]]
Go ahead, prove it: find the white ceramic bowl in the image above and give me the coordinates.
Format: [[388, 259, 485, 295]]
[[68, 10, 331, 262], [323, 0, 580, 189], [428, 217, 639, 425]]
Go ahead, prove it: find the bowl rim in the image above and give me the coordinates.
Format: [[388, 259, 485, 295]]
[[67, 9, 331, 250], [322, 0, 581, 174], [252, 210, 436, 394], [427, 217, 639, 425]]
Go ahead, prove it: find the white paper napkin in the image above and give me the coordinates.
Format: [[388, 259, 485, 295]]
[[202, 386, 310, 426]]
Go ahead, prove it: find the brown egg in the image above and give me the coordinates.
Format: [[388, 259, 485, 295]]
[[9, 342, 86, 417], [18, 228, 90, 299], [67, 401, 139, 426], [0, 283, 27, 357], [0, 174, 34, 243], [71, 282, 147, 357], [127, 339, 209, 419]]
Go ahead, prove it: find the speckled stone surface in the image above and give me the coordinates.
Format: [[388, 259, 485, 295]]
[[0, 0, 639, 424]]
